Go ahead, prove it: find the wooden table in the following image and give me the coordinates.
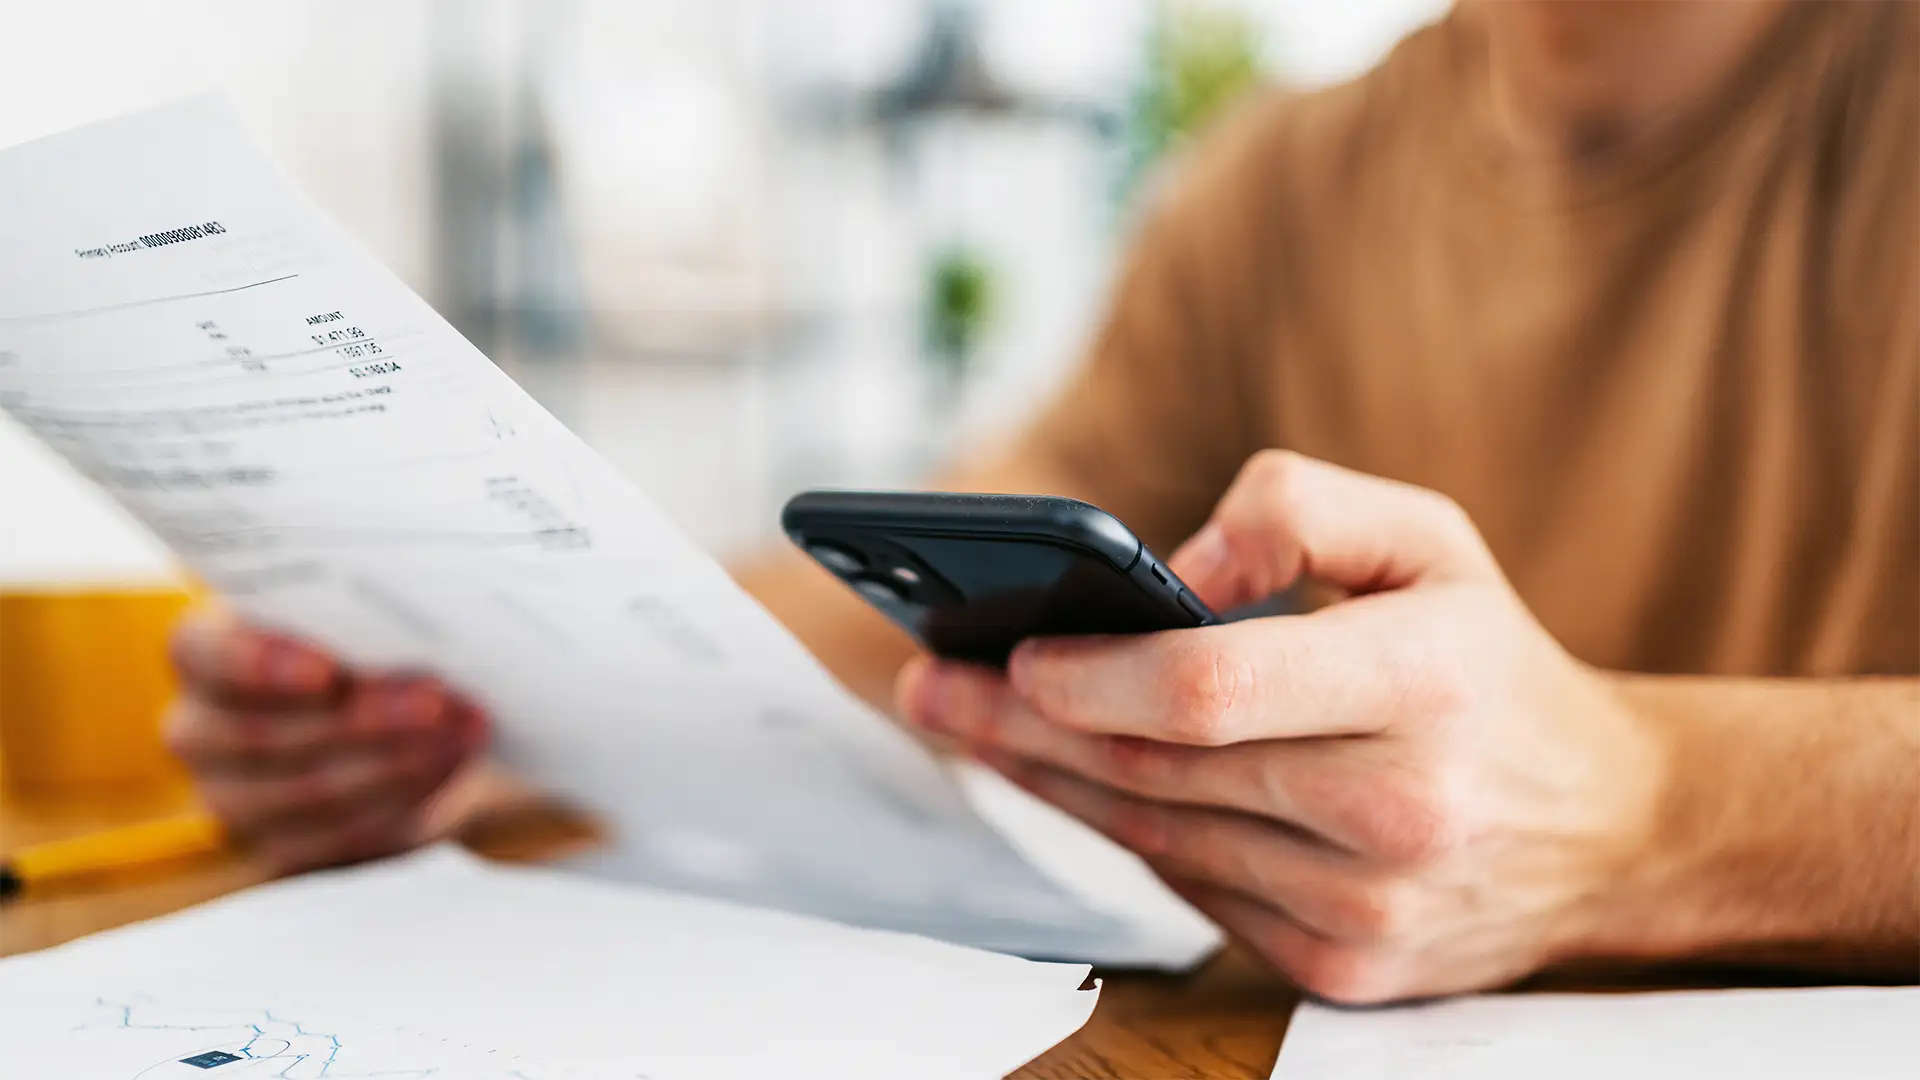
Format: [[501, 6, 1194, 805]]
[[0, 790, 1300, 1079]]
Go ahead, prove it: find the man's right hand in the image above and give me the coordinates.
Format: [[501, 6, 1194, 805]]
[[164, 610, 490, 873]]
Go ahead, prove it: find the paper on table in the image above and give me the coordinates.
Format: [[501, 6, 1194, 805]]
[[564, 758, 1222, 965], [0, 985, 587, 1080], [954, 762, 1222, 966], [0, 97, 1210, 965], [0, 846, 1100, 1080], [1274, 987, 1920, 1080]]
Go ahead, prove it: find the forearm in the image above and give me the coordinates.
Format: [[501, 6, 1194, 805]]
[[1592, 675, 1920, 977]]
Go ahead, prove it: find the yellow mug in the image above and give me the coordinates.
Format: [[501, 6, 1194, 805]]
[[0, 584, 195, 805]]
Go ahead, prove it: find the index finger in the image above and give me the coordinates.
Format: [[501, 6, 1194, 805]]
[[1167, 451, 1499, 613], [170, 607, 342, 705], [1006, 606, 1404, 745]]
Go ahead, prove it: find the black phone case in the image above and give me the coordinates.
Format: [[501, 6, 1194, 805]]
[[782, 491, 1217, 664]]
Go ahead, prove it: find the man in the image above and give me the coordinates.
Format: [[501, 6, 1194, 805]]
[[164, 0, 1918, 1003]]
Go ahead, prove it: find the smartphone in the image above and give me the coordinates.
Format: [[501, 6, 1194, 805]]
[[781, 491, 1218, 667]]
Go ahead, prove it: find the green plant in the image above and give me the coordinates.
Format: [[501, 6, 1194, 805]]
[[923, 245, 997, 375], [1124, 2, 1267, 197]]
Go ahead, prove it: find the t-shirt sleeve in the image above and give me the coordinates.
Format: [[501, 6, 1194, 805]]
[[1000, 95, 1285, 555]]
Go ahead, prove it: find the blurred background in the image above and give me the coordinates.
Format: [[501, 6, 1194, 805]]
[[0, 0, 1444, 576]]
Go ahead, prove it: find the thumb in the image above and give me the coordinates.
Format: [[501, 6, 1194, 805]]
[[1166, 451, 1500, 610]]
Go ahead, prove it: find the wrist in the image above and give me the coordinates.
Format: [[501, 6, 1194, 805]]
[[1564, 674, 1828, 967], [1551, 672, 1735, 957]]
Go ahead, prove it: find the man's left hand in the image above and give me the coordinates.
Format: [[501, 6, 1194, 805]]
[[899, 451, 1674, 1003]]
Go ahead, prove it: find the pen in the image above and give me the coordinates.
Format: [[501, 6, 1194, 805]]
[[0, 812, 225, 901]]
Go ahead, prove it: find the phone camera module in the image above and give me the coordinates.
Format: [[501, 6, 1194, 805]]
[[808, 543, 865, 576], [853, 576, 907, 607]]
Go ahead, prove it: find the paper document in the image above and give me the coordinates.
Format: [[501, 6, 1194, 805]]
[[1275, 987, 1920, 1080], [0, 846, 1101, 1079], [0, 98, 1212, 967]]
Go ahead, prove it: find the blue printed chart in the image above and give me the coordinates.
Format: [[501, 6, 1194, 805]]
[[2, 990, 618, 1080]]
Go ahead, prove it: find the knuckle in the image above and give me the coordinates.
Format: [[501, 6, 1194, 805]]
[[1242, 450, 1313, 524], [1418, 490, 1490, 562], [1417, 488, 1470, 527], [1327, 880, 1421, 942], [1242, 448, 1305, 492], [1355, 773, 1465, 865], [1160, 641, 1250, 745], [1289, 945, 1397, 1006]]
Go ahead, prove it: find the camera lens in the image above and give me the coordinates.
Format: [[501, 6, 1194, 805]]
[[807, 543, 865, 575], [854, 576, 907, 606]]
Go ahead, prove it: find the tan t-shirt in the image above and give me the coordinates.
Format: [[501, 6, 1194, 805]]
[[1017, 2, 1917, 677]]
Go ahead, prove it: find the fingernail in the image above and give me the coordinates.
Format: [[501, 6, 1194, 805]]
[[266, 641, 331, 693], [379, 681, 445, 731]]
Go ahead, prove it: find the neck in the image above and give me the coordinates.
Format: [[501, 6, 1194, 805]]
[[1459, 0, 1791, 167]]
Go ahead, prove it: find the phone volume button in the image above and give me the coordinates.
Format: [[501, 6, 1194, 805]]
[[1149, 562, 1170, 584], [1175, 588, 1210, 622]]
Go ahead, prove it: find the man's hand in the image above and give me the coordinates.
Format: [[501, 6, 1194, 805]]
[[165, 610, 490, 874], [899, 451, 1672, 1003]]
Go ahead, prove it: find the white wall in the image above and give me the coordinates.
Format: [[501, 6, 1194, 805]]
[[0, 0, 1449, 576]]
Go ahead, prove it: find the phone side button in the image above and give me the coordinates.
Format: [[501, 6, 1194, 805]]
[[1175, 588, 1210, 622], [1149, 562, 1170, 584]]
